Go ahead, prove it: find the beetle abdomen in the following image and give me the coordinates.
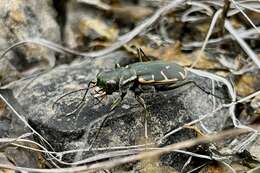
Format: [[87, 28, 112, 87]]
[[129, 61, 187, 84]]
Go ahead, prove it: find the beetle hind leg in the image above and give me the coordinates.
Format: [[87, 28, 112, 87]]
[[135, 95, 149, 139], [165, 80, 228, 101]]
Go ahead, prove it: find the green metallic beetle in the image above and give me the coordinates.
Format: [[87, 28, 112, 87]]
[[53, 60, 192, 114], [52, 57, 226, 144], [94, 60, 188, 109], [53, 54, 223, 115], [96, 60, 187, 96]]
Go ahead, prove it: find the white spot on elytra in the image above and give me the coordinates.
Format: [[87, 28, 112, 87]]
[[122, 75, 137, 85], [152, 74, 155, 81], [165, 65, 170, 69], [179, 72, 185, 79], [161, 71, 168, 80]]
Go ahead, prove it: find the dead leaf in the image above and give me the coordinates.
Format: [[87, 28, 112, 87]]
[[8, 0, 26, 24], [249, 126, 260, 160], [251, 94, 260, 121], [235, 74, 258, 97], [126, 41, 221, 69], [0, 153, 15, 173], [78, 0, 111, 10], [230, 163, 250, 172], [190, 51, 221, 69], [199, 162, 232, 173], [0, 100, 5, 117], [79, 18, 118, 41], [111, 5, 153, 22]]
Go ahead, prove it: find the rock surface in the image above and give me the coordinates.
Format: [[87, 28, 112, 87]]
[[5, 51, 231, 171], [0, 0, 60, 69], [0, 59, 20, 86]]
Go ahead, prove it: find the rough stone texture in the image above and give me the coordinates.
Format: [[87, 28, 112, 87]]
[[63, 0, 118, 49], [4, 147, 39, 168], [0, 0, 60, 69], [0, 119, 10, 138], [0, 59, 20, 86], [6, 52, 230, 171]]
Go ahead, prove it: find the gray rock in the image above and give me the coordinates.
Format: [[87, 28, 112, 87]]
[[63, 0, 118, 49], [0, 119, 10, 138], [0, 59, 21, 86], [4, 147, 38, 168], [0, 0, 60, 69], [6, 52, 230, 171]]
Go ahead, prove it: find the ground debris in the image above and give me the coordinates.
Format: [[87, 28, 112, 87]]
[[0, 0, 259, 172]]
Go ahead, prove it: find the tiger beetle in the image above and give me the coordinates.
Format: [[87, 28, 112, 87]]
[[53, 48, 225, 116], [52, 48, 227, 143]]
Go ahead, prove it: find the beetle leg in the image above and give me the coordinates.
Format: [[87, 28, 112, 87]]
[[158, 80, 194, 91], [164, 80, 228, 101], [135, 95, 149, 139], [110, 92, 126, 111], [110, 73, 136, 111], [139, 48, 147, 61], [137, 48, 143, 62], [92, 91, 106, 105]]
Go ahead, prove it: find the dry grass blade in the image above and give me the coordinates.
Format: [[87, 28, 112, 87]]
[[191, 9, 222, 68], [225, 20, 260, 68], [230, 0, 260, 34], [0, 89, 52, 148], [0, 38, 86, 61], [81, 0, 186, 57], [0, 89, 59, 167], [219, 0, 231, 36], [183, 26, 260, 48], [0, 133, 32, 150], [77, 0, 111, 10], [0, 0, 185, 61], [0, 127, 254, 173]]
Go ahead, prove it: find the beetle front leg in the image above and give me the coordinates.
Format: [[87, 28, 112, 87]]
[[110, 75, 135, 111]]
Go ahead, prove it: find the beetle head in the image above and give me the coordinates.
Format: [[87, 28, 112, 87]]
[[96, 71, 119, 94]]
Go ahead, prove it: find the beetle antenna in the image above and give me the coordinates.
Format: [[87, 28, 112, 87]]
[[52, 81, 96, 110], [52, 88, 87, 109]]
